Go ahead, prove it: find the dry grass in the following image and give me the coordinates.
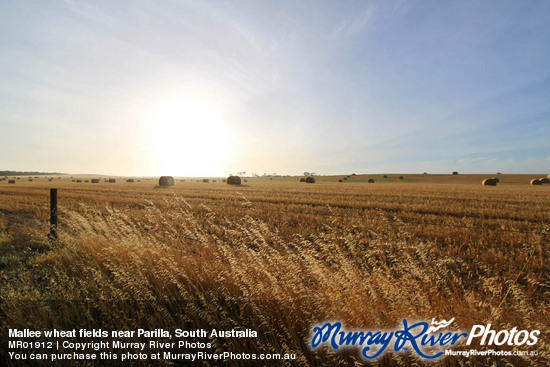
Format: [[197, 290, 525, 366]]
[[0, 175, 549, 366]]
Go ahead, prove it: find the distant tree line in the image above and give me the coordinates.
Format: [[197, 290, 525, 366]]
[[0, 170, 66, 176]]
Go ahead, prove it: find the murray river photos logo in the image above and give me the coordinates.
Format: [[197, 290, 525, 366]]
[[310, 318, 540, 360]]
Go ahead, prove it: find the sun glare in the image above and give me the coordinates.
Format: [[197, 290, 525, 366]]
[[143, 91, 235, 176]]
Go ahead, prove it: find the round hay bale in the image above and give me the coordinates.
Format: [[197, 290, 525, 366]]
[[492, 177, 500, 183], [91, 178, 100, 183], [158, 176, 174, 187], [482, 178, 497, 186], [244, 179, 248, 182], [8, 180, 15, 184], [343, 177, 347, 181], [227, 176, 241, 185], [299, 178, 306, 182], [28, 178, 33, 181], [399, 176, 404, 180], [452, 171, 459, 175], [305, 176, 315, 183], [126, 179, 134, 183], [338, 179, 343, 182], [84, 180, 89, 183], [531, 179, 542, 186], [539, 177, 549, 184], [383, 175, 388, 178], [76, 179, 82, 183], [108, 178, 116, 183], [368, 178, 375, 183], [203, 179, 209, 183]]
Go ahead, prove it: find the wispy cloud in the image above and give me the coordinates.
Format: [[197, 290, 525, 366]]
[[332, 6, 374, 39]]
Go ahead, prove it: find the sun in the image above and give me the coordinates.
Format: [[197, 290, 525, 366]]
[[142, 90, 235, 176]]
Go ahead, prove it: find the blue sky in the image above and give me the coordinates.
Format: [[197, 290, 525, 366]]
[[1, 0, 549, 176]]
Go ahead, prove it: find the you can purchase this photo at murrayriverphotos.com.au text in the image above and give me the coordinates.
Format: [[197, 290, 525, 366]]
[[1, 1, 549, 366]]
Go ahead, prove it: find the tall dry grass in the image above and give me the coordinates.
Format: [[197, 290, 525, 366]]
[[0, 178, 549, 366]]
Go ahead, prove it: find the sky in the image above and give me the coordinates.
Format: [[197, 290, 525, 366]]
[[1, 0, 549, 176]]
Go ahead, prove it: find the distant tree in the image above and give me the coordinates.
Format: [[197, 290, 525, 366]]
[[252, 173, 259, 177], [303, 172, 310, 177]]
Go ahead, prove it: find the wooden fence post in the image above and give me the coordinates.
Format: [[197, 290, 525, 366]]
[[49, 188, 58, 239]]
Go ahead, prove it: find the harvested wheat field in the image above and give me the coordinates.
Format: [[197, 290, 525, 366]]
[[1, 174, 549, 366]]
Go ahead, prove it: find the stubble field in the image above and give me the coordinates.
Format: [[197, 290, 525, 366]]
[[0, 174, 548, 366]]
